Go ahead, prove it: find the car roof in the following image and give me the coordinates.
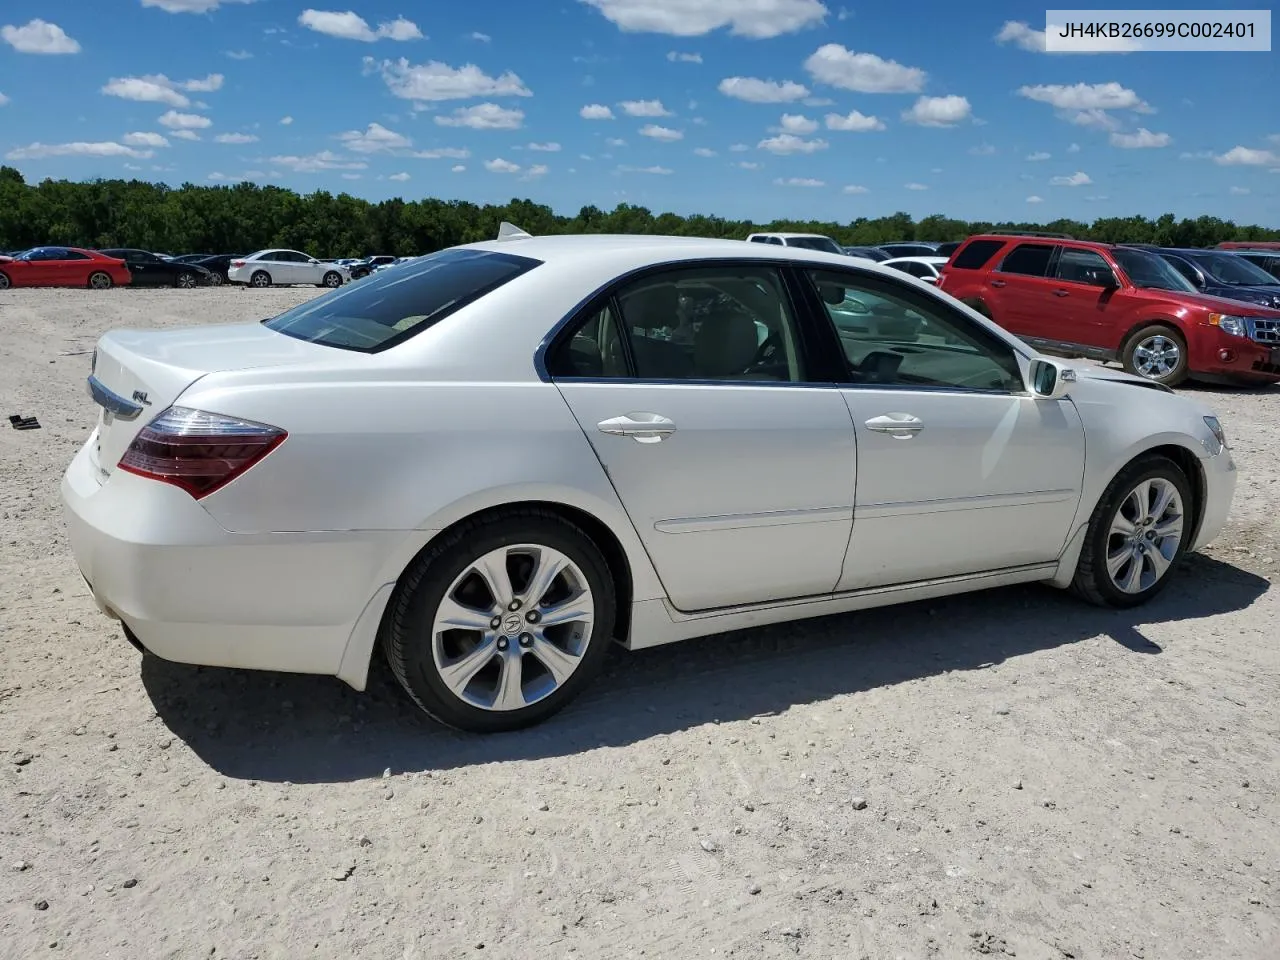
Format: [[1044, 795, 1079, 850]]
[[747, 232, 832, 240], [458, 233, 875, 272], [883, 255, 949, 265]]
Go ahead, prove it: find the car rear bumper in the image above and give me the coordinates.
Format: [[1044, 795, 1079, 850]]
[[60, 437, 402, 680]]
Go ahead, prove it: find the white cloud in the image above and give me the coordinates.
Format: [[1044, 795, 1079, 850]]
[[1050, 171, 1092, 186], [995, 20, 1045, 52], [777, 113, 818, 134], [1026, 151, 1051, 161], [389, 171, 411, 181], [737, 161, 761, 169], [1067, 142, 1080, 152], [337, 122, 412, 152], [842, 184, 868, 194], [298, 10, 423, 42], [619, 99, 672, 117], [1026, 195, 1044, 203], [1179, 150, 1214, 160], [470, 32, 491, 42], [825, 110, 884, 132], [905, 182, 928, 190], [639, 124, 683, 141], [804, 44, 926, 93], [371, 57, 532, 101], [667, 51, 702, 63], [729, 143, 749, 152], [0, 92, 8, 107], [159, 110, 212, 130], [606, 137, 627, 147], [341, 173, 362, 180], [758, 133, 827, 155], [1215, 146, 1278, 166], [414, 146, 470, 159], [1109, 127, 1170, 149], [617, 164, 673, 174], [485, 158, 521, 173], [452, 164, 466, 172], [123, 131, 170, 148], [528, 142, 561, 152], [226, 49, 253, 60], [270, 150, 368, 172], [717, 76, 809, 103], [521, 164, 549, 180], [140, 0, 255, 11], [968, 143, 996, 156], [1229, 186, 1251, 195], [902, 95, 971, 127], [435, 103, 524, 129], [280, 115, 294, 125], [580, 103, 615, 119], [214, 132, 259, 144], [580, 0, 828, 39], [100, 72, 224, 108], [693, 147, 717, 157], [1064, 108, 1121, 131], [5, 141, 154, 161], [2, 19, 81, 54], [170, 130, 201, 141], [775, 177, 824, 187], [1018, 82, 1148, 111]]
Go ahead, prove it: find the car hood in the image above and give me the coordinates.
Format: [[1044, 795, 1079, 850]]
[[1065, 362, 1173, 392], [1147, 287, 1280, 317], [1202, 283, 1280, 310]]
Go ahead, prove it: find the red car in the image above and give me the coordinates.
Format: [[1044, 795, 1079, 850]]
[[938, 235, 1280, 386], [0, 246, 132, 290]]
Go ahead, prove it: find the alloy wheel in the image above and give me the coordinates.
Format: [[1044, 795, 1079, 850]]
[[430, 544, 594, 712], [1105, 477, 1184, 594], [89, 272, 112, 290], [1132, 334, 1181, 380]]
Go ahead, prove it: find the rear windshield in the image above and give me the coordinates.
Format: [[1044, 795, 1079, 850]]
[[785, 236, 844, 254], [263, 247, 541, 352]]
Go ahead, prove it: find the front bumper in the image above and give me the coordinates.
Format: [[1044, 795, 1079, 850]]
[[1190, 442, 1237, 552], [60, 437, 402, 680], [1189, 325, 1280, 381]]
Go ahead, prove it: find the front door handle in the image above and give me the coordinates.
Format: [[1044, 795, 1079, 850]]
[[989, 279, 1007, 288], [865, 413, 924, 438], [1052, 289, 1069, 297], [597, 413, 677, 443]]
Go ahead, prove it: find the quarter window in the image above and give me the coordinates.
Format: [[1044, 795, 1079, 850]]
[[548, 265, 807, 382], [950, 238, 1005, 271], [803, 269, 1023, 393], [997, 243, 1055, 278]]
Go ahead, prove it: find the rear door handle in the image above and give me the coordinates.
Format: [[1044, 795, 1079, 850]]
[[865, 413, 924, 438], [989, 279, 1006, 288], [597, 413, 677, 443], [1052, 289, 1069, 297]]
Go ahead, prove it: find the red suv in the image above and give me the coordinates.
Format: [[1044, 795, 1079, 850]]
[[937, 235, 1280, 386]]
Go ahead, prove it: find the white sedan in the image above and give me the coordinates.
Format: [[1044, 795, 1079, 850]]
[[63, 227, 1237, 732], [881, 255, 951, 284], [226, 249, 350, 288]]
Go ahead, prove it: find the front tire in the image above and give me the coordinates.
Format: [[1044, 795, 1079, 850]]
[[383, 510, 617, 732], [175, 271, 197, 289], [208, 272, 224, 286], [1071, 454, 1194, 609], [1122, 324, 1188, 386], [250, 270, 271, 289], [321, 271, 342, 288]]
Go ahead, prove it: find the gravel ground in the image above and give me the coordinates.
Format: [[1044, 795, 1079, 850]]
[[2, 287, 1279, 960]]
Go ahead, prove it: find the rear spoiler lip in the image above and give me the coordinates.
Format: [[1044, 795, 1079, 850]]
[[87, 375, 145, 420]]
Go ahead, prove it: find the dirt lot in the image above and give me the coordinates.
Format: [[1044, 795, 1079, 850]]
[[2, 287, 1280, 960]]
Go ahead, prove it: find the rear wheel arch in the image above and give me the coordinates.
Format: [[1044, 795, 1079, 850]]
[[960, 297, 991, 318]]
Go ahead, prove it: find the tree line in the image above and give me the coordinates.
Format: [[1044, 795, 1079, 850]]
[[1, 165, 1276, 257]]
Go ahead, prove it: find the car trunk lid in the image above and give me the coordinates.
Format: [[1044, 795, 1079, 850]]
[[87, 322, 328, 480]]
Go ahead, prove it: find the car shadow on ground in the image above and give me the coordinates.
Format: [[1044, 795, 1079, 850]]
[[140, 554, 1268, 784]]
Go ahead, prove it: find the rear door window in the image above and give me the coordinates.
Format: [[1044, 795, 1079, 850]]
[[997, 243, 1055, 278], [263, 247, 541, 352]]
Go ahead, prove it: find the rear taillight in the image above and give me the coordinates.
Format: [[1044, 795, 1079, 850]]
[[230, 260, 245, 268], [118, 406, 286, 499]]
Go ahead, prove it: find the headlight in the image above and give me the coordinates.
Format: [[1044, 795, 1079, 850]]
[[1203, 415, 1228, 455], [1207, 313, 1248, 337]]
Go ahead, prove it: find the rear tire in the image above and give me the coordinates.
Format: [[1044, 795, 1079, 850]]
[[1121, 324, 1188, 386], [383, 509, 617, 732], [250, 270, 271, 289], [0, 271, 10, 290], [88, 271, 113, 290], [1071, 454, 1194, 609]]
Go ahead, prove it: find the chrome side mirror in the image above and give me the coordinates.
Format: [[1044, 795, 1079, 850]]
[[1028, 357, 1076, 400]]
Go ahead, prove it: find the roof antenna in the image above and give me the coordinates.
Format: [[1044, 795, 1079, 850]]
[[496, 221, 533, 241]]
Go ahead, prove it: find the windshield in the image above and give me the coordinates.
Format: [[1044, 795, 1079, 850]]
[[1112, 248, 1197, 293], [264, 247, 541, 352], [1191, 252, 1280, 286], [786, 236, 843, 255]]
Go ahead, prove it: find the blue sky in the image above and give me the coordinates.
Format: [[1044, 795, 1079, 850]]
[[0, 0, 1277, 224]]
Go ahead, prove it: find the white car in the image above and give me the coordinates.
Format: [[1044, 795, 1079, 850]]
[[226, 249, 350, 288], [746, 232, 847, 256], [881, 255, 951, 284], [63, 225, 1237, 732]]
